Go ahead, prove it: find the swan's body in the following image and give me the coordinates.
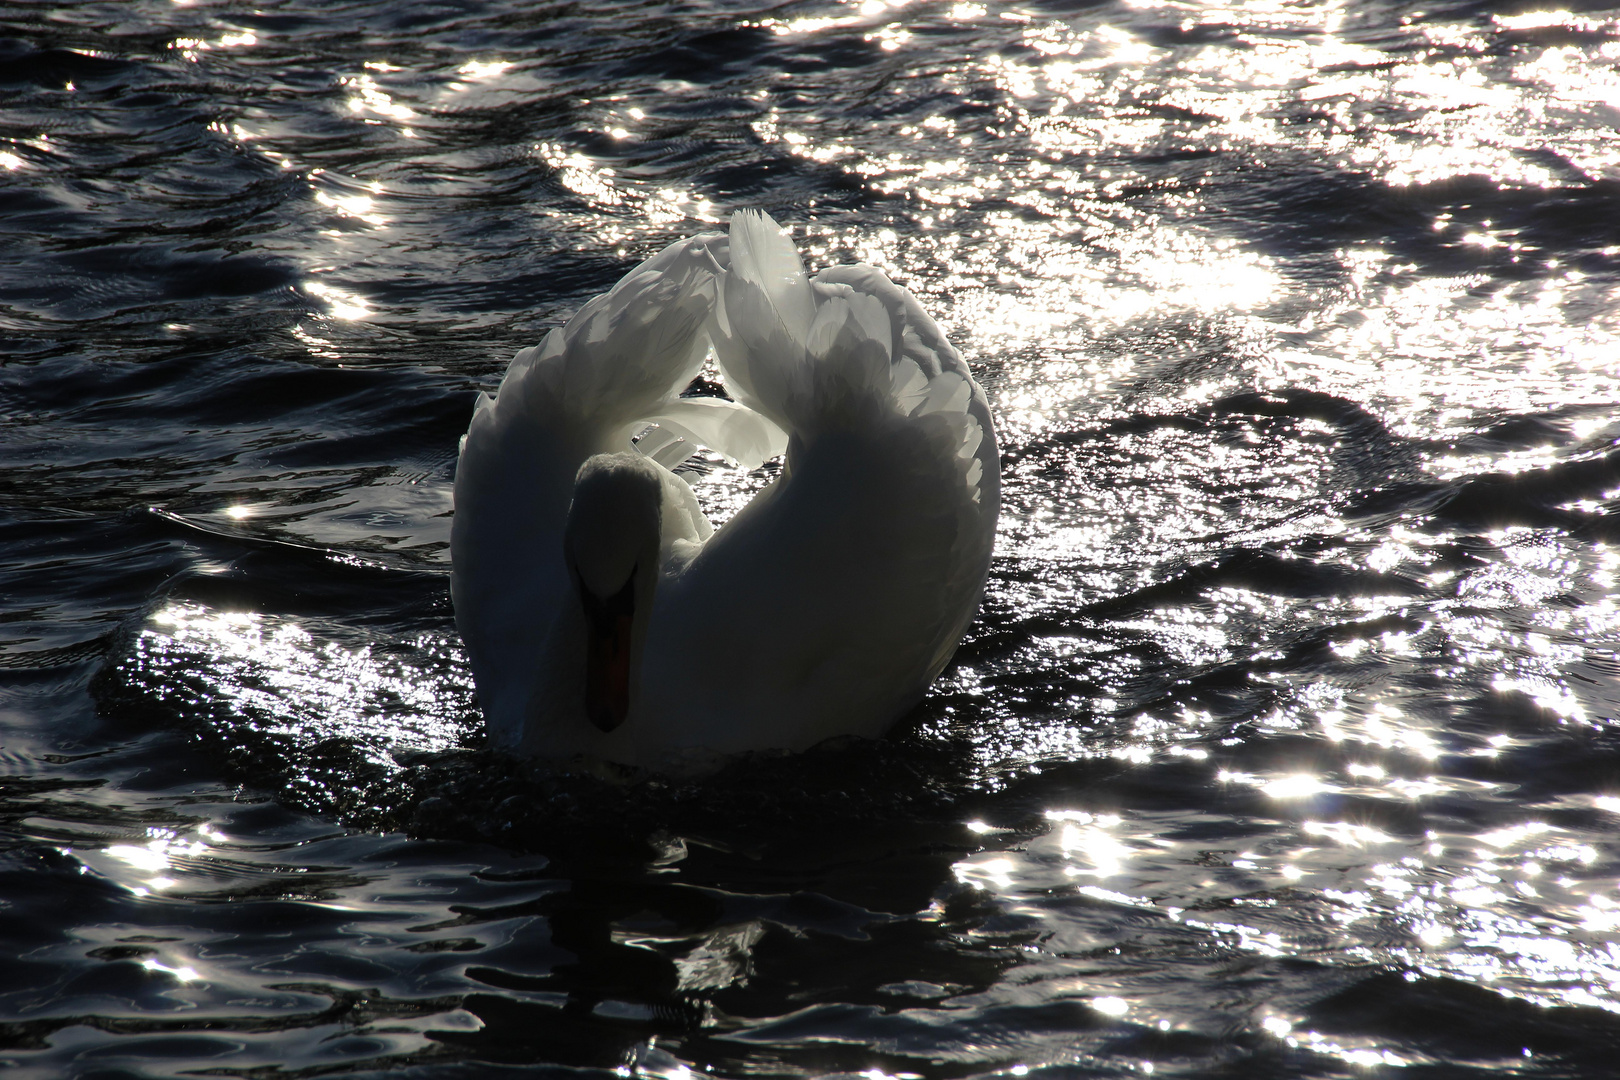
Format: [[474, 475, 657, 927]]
[[451, 212, 999, 770]]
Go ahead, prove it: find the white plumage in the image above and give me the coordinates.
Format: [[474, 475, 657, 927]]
[[450, 211, 999, 771]]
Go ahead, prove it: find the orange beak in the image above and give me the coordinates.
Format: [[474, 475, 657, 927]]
[[578, 568, 636, 733], [585, 609, 633, 732]]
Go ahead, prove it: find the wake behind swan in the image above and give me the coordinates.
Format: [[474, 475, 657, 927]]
[[451, 211, 999, 770]]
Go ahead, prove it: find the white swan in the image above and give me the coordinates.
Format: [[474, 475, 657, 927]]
[[450, 211, 999, 770]]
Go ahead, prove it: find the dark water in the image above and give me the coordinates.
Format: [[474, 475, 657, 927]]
[[4, 0, 1620, 1075]]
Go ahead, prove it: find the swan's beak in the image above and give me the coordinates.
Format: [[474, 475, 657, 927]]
[[580, 570, 636, 733]]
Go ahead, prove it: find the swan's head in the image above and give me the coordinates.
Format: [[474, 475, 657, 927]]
[[563, 452, 664, 733]]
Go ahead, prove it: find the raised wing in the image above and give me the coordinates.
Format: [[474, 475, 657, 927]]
[[709, 211, 995, 512], [451, 231, 728, 750], [642, 211, 1001, 753], [636, 396, 788, 472]]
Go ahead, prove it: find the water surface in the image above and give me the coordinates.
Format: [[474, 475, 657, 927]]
[[3, 0, 1620, 1075]]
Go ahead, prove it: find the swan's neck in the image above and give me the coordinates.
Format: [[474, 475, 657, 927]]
[[563, 452, 664, 732]]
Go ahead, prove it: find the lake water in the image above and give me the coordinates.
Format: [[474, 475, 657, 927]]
[[4, 0, 1620, 1075]]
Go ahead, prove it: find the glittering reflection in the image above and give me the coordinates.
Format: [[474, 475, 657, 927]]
[[92, 821, 237, 901], [762, 0, 917, 39], [668, 449, 780, 533], [304, 280, 371, 319], [1310, 701, 1443, 762], [756, 5, 1305, 385], [313, 179, 388, 228], [132, 603, 475, 810], [456, 59, 513, 81], [165, 473, 453, 566], [1262, 268, 1620, 438], [1090, 995, 1128, 1018], [533, 141, 717, 226], [169, 28, 258, 62], [537, 141, 626, 210], [148, 601, 467, 754], [141, 957, 201, 982], [341, 70, 417, 125], [1049, 810, 1130, 878], [939, 696, 1620, 1037], [28, 804, 533, 1073], [750, 0, 1620, 475], [106, 831, 208, 896], [939, 804, 1447, 1066], [1325, 819, 1620, 1013], [939, 557, 1620, 1036]]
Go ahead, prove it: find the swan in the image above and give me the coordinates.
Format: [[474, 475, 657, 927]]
[[450, 211, 999, 770]]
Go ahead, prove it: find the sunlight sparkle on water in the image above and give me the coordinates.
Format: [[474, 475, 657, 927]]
[[8, 0, 1620, 1074], [342, 72, 416, 122], [305, 280, 371, 319], [1050, 810, 1130, 877], [144, 602, 467, 768], [97, 824, 234, 902], [1263, 774, 1332, 800], [748, 0, 1620, 460], [1303, 821, 1396, 847], [169, 29, 257, 60], [314, 188, 387, 227], [141, 958, 200, 982], [457, 59, 513, 79], [1091, 995, 1129, 1018]]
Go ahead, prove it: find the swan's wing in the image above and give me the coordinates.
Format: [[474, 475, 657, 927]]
[[501, 231, 729, 435], [807, 259, 1002, 688], [645, 212, 1000, 753], [707, 210, 817, 436], [710, 212, 994, 505], [451, 231, 727, 751], [637, 397, 789, 472], [812, 262, 997, 515]]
